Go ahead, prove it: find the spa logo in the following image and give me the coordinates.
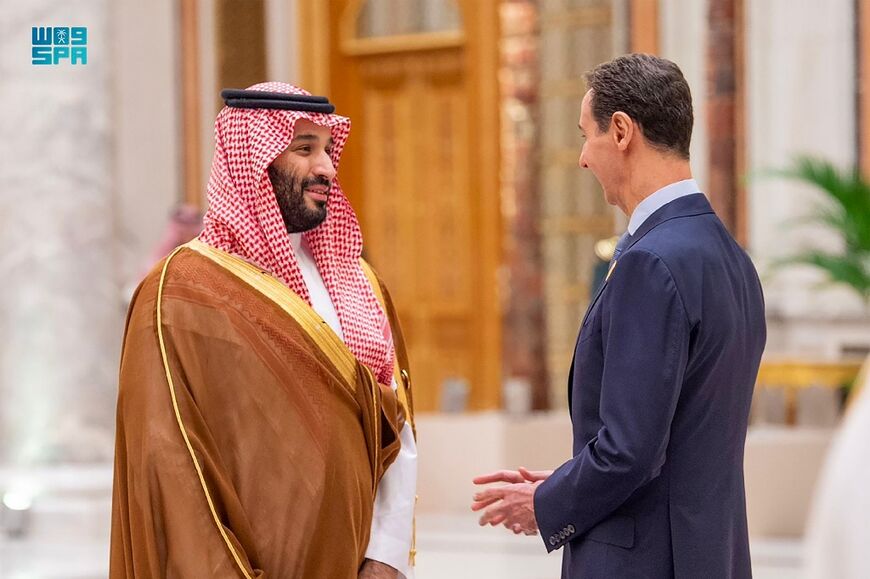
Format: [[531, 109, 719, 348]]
[[32, 27, 88, 65]]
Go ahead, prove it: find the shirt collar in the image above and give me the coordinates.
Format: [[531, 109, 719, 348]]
[[627, 178, 700, 235], [288, 232, 303, 253]]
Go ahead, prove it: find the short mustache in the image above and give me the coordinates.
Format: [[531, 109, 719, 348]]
[[302, 176, 332, 191]]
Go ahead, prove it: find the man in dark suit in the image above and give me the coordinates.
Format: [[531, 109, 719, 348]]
[[472, 54, 766, 578]]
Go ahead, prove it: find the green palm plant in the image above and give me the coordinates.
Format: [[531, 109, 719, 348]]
[[768, 156, 870, 303]]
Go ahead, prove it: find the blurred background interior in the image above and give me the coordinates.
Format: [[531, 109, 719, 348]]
[[1, 0, 869, 577]]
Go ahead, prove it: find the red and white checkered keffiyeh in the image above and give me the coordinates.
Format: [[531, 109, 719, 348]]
[[199, 81, 395, 385]]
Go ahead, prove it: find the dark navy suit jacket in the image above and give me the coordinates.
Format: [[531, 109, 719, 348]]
[[534, 194, 766, 578]]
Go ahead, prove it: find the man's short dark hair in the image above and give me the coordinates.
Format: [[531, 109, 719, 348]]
[[585, 53, 693, 159]]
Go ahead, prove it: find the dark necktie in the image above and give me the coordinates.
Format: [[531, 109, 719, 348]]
[[610, 231, 632, 266]]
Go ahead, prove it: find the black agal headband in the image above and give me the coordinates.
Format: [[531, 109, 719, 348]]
[[221, 88, 336, 114]]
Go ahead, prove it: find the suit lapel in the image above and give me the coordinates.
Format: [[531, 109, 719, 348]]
[[581, 194, 713, 320], [579, 261, 616, 328]]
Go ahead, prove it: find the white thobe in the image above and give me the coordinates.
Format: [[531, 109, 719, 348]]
[[805, 358, 870, 579]]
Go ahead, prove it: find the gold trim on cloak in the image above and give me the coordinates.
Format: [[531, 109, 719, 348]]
[[157, 246, 254, 579], [185, 239, 358, 388], [358, 258, 418, 567], [156, 241, 390, 575], [184, 239, 382, 495], [359, 258, 414, 430]]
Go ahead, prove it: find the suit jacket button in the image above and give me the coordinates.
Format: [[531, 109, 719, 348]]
[[549, 537, 557, 546], [568, 524, 575, 533]]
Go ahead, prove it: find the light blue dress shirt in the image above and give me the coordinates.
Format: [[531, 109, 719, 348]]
[[627, 179, 701, 235]]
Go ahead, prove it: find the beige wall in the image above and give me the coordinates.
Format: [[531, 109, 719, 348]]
[[658, 0, 709, 192], [111, 0, 180, 288], [0, 0, 120, 463], [746, 0, 869, 358]]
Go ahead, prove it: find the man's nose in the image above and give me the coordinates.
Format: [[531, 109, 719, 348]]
[[315, 151, 337, 181], [578, 152, 588, 169]]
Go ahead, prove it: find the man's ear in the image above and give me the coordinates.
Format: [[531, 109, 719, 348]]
[[611, 112, 634, 151]]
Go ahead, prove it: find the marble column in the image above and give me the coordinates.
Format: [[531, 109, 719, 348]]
[[537, 0, 624, 408], [500, 0, 548, 409], [0, 0, 119, 463], [747, 0, 869, 357], [659, 0, 710, 196]]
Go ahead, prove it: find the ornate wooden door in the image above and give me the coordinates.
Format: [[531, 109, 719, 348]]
[[305, 0, 502, 411]]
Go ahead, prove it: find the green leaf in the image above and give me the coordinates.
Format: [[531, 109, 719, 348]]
[[759, 156, 870, 303]]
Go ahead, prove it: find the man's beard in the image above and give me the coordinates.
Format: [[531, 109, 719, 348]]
[[267, 165, 331, 233]]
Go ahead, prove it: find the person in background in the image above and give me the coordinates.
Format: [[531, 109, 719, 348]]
[[805, 355, 870, 579]]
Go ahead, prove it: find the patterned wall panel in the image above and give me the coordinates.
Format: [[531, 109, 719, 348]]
[[538, 0, 626, 407], [357, 51, 481, 411]]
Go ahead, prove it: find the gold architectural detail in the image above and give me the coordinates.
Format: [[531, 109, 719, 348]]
[[316, 0, 503, 411], [180, 0, 202, 208], [540, 216, 615, 235], [298, 0, 331, 95], [343, 31, 465, 56], [359, 50, 463, 79], [541, 79, 590, 99], [215, 0, 266, 91], [630, 0, 659, 53], [539, 0, 619, 406], [340, 0, 465, 56], [757, 360, 863, 390], [756, 359, 863, 421], [540, 6, 612, 28]]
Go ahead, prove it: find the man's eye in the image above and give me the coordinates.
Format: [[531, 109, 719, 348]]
[[296, 146, 311, 153]]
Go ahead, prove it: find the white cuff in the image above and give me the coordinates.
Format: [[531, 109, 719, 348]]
[[366, 418, 417, 578]]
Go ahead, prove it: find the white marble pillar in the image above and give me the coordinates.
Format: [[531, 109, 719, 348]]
[[747, 0, 857, 304], [747, 0, 869, 357], [0, 0, 119, 463], [659, 0, 709, 192]]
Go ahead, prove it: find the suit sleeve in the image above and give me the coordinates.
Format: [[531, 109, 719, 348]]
[[534, 249, 691, 552]]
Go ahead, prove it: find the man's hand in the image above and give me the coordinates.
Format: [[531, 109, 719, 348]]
[[473, 467, 552, 485], [471, 467, 553, 535], [358, 559, 398, 579]]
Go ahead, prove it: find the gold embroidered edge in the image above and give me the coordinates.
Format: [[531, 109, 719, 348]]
[[186, 241, 384, 504], [156, 246, 254, 579], [184, 239, 358, 389], [359, 258, 418, 567], [359, 258, 414, 429]]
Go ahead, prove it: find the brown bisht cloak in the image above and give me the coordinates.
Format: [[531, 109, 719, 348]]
[[110, 240, 414, 578]]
